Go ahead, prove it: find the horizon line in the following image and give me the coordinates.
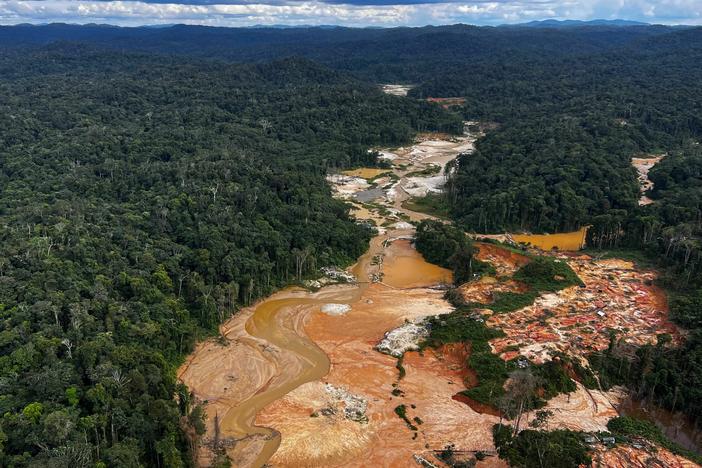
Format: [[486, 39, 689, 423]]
[[3, 19, 699, 30]]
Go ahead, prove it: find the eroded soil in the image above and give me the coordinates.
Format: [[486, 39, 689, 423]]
[[593, 444, 698, 467], [179, 127, 691, 467], [487, 254, 680, 364], [632, 155, 665, 206]]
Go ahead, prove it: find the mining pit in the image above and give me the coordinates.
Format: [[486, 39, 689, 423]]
[[179, 126, 695, 467]]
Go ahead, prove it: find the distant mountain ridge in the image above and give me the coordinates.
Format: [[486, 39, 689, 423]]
[[505, 19, 650, 28], [0, 22, 697, 83]]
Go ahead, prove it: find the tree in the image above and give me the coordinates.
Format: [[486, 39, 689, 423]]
[[498, 370, 541, 436]]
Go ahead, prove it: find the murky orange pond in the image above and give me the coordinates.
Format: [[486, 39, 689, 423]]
[[512, 226, 588, 251], [382, 239, 452, 288], [342, 168, 390, 179]]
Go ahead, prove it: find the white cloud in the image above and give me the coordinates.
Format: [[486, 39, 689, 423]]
[[0, 0, 699, 26], [0, 0, 417, 25]]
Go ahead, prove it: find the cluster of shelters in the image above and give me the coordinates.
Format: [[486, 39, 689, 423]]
[[486, 255, 679, 364]]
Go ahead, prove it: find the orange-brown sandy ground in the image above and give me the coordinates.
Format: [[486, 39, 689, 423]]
[[459, 276, 529, 305], [474, 242, 530, 277], [254, 240, 507, 467], [487, 255, 681, 364], [245, 243, 688, 468], [427, 97, 467, 109], [593, 444, 699, 467], [632, 155, 665, 206], [256, 288, 507, 466], [179, 128, 696, 467]]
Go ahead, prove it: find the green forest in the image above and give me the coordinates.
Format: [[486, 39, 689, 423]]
[[1, 22, 702, 467], [409, 27, 702, 435], [0, 46, 458, 466]]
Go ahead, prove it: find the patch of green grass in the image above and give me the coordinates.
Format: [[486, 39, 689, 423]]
[[402, 193, 450, 219], [482, 290, 539, 314], [367, 170, 396, 185], [405, 164, 441, 178], [422, 309, 504, 348], [364, 201, 393, 217], [513, 256, 583, 292], [394, 404, 418, 431]]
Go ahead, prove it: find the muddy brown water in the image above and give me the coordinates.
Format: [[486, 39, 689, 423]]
[[214, 234, 453, 467], [342, 168, 390, 179], [618, 398, 702, 454], [511, 226, 589, 251], [182, 130, 602, 467], [382, 239, 452, 288], [219, 249, 374, 467], [354, 187, 385, 203], [221, 295, 344, 467]]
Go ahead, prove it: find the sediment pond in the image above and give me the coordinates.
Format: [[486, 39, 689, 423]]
[[619, 397, 702, 455], [511, 226, 589, 251]]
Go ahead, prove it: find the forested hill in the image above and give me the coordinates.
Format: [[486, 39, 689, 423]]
[[0, 46, 460, 467], [414, 28, 702, 233], [0, 23, 682, 82], [403, 25, 702, 430]]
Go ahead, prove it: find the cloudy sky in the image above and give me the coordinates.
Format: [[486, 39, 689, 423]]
[[0, 0, 700, 27]]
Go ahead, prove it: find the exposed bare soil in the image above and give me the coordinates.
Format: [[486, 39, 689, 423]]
[[179, 128, 690, 467], [593, 444, 698, 467], [380, 84, 415, 96], [474, 242, 530, 276], [342, 168, 391, 179], [427, 97, 467, 109], [487, 253, 680, 364], [632, 155, 665, 206]]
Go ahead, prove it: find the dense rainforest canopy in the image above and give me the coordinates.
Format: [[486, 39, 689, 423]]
[[1, 22, 702, 466], [413, 28, 702, 429], [0, 46, 459, 466], [412, 27, 702, 431], [413, 35, 702, 234], [0, 23, 680, 83]]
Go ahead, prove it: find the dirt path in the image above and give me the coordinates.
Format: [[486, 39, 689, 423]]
[[632, 155, 665, 205]]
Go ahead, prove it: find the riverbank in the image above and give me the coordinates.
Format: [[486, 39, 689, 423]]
[[179, 126, 694, 467]]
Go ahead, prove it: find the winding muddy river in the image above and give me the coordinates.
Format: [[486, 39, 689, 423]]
[[178, 131, 473, 467], [215, 240, 383, 466], [180, 229, 460, 466], [178, 126, 687, 467]]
